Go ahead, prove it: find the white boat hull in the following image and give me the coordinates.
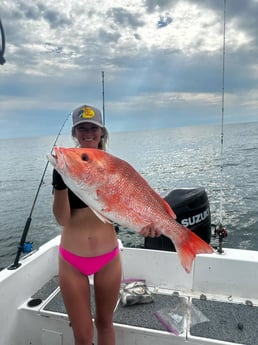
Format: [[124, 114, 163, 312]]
[[1, 235, 258, 345]]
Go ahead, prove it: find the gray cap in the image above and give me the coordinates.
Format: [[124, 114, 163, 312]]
[[72, 105, 104, 128]]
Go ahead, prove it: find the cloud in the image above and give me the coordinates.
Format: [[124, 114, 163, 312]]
[[157, 14, 173, 28], [0, 0, 257, 138], [107, 7, 145, 28]]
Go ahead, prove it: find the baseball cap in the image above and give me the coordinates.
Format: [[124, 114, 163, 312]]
[[72, 105, 104, 128]]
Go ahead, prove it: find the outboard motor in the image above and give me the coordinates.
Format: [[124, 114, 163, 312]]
[[144, 187, 211, 251]]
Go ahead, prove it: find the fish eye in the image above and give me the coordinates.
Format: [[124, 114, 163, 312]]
[[81, 153, 89, 161]]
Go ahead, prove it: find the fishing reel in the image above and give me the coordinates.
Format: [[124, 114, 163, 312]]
[[8, 242, 34, 270], [213, 223, 227, 254], [20, 241, 34, 254]]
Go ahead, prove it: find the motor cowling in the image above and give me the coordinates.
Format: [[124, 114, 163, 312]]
[[144, 187, 211, 251]]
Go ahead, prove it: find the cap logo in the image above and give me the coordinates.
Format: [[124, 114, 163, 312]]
[[79, 107, 95, 119]]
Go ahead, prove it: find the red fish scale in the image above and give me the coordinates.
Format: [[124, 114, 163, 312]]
[[52, 147, 214, 273]]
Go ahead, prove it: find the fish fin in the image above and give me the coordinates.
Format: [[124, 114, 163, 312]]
[[172, 228, 214, 273], [162, 199, 177, 219], [90, 208, 113, 224]]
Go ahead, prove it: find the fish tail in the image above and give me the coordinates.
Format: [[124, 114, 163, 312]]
[[171, 228, 214, 273]]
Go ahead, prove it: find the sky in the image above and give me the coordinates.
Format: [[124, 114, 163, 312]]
[[0, 0, 257, 139]]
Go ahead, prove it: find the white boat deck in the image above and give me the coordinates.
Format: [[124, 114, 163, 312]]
[[1, 235, 258, 345], [26, 274, 258, 345]]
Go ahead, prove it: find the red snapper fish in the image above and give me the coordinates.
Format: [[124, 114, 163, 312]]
[[48, 147, 213, 273]]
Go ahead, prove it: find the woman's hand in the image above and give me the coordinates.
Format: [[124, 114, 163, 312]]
[[139, 223, 161, 238]]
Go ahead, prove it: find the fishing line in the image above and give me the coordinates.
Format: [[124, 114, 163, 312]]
[[9, 112, 72, 269]]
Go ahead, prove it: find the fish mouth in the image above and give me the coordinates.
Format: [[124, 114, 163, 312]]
[[47, 146, 65, 170], [47, 153, 57, 167]]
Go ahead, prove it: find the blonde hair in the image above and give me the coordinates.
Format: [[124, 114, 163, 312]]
[[72, 126, 109, 151], [99, 127, 109, 150]]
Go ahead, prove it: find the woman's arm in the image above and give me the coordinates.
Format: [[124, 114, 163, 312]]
[[52, 169, 71, 226], [52, 189, 71, 226]]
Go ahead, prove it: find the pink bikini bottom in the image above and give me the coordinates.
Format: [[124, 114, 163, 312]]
[[59, 244, 120, 276]]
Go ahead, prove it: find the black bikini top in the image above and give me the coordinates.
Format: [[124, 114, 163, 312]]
[[52, 169, 88, 209], [68, 189, 88, 209]]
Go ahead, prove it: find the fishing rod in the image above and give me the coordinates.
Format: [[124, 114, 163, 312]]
[[219, 0, 226, 224], [102, 70, 105, 125], [8, 112, 71, 270], [0, 18, 6, 65], [214, 0, 228, 253]]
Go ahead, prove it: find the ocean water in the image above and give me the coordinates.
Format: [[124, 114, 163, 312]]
[[0, 122, 257, 269]]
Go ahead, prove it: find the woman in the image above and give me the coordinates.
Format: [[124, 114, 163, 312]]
[[52, 104, 158, 345]]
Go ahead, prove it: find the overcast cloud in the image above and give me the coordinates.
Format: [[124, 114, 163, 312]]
[[0, 0, 257, 138]]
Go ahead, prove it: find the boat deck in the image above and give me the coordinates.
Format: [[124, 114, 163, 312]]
[[3, 239, 257, 345], [29, 275, 258, 345]]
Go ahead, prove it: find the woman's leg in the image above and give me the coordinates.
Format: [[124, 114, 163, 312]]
[[94, 253, 122, 345], [59, 255, 93, 345]]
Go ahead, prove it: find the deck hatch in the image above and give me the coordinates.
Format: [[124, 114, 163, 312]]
[[190, 298, 258, 345]]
